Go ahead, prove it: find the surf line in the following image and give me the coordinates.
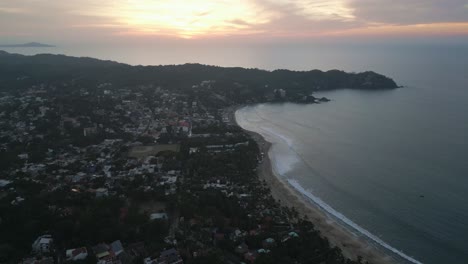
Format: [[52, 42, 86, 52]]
[[257, 124, 423, 264]]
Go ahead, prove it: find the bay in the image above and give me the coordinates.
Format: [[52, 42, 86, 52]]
[[5, 42, 468, 263]]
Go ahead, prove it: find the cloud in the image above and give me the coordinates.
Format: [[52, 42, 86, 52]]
[[229, 0, 362, 37], [196, 11, 212, 17], [348, 0, 468, 24], [326, 22, 468, 37], [0, 7, 31, 14], [0, 0, 467, 42], [253, 0, 355, 21], [227, 19, 252, 27], [0, 1, 131, 45]]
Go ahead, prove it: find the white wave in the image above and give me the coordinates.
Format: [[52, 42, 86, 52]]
[[270, 150, 300, 175], [258, 126, 300, 175], [236, 108, 263, 127], [287, 179, 423, 264], [238, 106, 424, 264], [260, 126, 294, 146]]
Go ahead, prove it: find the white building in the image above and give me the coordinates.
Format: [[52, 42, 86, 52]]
[[150, 213, 168, 221], [32, 235, 53, 254]]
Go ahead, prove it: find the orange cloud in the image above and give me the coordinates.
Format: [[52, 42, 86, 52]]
[[1, 0, 467, 41], [84, 0, 274, 39]]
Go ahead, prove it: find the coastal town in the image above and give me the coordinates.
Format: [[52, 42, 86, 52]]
[[0, 76, 373, 264], [0, 51, 403, 264], [1, 0, 461, 262]]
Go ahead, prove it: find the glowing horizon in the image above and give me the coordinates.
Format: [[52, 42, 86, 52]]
[[0, 0, 467, 42], [94, 0, 273, 39]]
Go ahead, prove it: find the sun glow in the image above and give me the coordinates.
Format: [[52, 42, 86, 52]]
[[106, 0, 272, 38], [65, 0, 468, 39]]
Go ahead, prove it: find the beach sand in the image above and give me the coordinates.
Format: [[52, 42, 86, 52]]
[[226, 105, 397, 264]]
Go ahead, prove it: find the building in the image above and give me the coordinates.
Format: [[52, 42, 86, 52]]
[[32, 235, 53, 254], [0, 179, 11, 188], [83, 126, 98, 137], [150, 213, 168, 221], [66, 247, 88, 261], [156, 248, 183, 264], [92, 240, 125, 264], [96, 188, 109, 198], [274, 89, 286, 99]]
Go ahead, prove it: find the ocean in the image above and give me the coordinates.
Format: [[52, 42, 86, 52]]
[[234, 45, 468, 264], [4, 42, 468, 263]]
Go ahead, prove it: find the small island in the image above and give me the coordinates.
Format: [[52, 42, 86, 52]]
[[0, 42, 55, 48]]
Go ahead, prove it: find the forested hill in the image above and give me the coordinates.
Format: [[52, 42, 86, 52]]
[[0, 50, 398, 95]]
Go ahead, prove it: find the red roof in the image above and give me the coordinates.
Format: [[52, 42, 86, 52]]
[[72, 247, 87, 257]]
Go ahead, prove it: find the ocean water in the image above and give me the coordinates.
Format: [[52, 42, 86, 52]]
[[234, 45, 468, 264], [5, 43, 468, 263]]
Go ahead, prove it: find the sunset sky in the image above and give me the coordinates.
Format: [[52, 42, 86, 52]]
[[1, 0, 467, 44]]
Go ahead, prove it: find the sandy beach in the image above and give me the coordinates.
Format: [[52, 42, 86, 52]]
[[226, 105, 397, 264]]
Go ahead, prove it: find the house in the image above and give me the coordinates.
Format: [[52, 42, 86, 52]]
[[257, 248, 270, 254], [262, 238, 276, 249], [156, 248, 183, 264], [83, 126, 98, 137], [235, 243, 248, 255], [92, 240, 126, 263], [150, 213, 168, 221], [281, 231, 299, 243], [96, 188, 109, 198], [0, 179, 11, 188], [273, 89, 286, 98], [32, 235, 53, 254], [66, 247, 88, 261], [110, 240, 124, 256], [18, 153, 29, 160], [92, 243, 111, 260]]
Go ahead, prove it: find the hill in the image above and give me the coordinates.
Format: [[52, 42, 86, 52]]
[[0, 51, 398, 102]]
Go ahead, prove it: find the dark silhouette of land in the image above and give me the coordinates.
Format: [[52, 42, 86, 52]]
[[0, 51, 398, 102], [0, 42, 55, 48]]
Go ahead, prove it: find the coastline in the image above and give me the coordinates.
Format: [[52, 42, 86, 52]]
[[226, 105, 397, 264]]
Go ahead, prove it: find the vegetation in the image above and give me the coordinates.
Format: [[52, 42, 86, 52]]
[[0, 51, 398, 100], [0, 51, 387, 263]]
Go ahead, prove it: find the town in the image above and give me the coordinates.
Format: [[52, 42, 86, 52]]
[[0, 58, 379, 264]]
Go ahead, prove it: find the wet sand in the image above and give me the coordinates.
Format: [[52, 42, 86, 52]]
[[226, 105, 397, 264]]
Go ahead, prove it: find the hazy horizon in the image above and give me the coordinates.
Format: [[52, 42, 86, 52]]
[[1, 0, 468, 47]]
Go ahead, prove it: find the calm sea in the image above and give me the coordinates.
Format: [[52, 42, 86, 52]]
[[5, 43, 468, 263], [235, 44, 468, 264]]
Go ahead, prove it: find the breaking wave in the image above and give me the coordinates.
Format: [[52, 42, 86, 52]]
[[259, 126, 299, 175], [287, 179, 423, 264], [237, 106, 422, 263]]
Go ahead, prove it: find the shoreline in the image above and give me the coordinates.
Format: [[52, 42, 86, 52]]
[[226, 105, 397, 264]]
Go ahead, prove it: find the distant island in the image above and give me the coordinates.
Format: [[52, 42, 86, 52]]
[[0, 42, 55, 48]]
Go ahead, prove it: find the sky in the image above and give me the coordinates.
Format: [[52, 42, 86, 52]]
[[0, 0, 467, 45]]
